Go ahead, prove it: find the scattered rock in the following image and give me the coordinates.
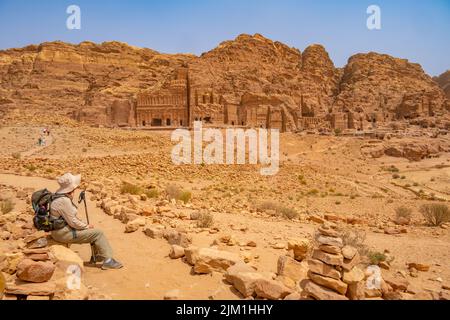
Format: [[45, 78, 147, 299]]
[[164, 289, 181, 300], [407, 262, 430, 272], [190, 248, 241, 274], [169, 245, 185, 259], [143, 226, 164, 239], [383, 274, 409, 292]]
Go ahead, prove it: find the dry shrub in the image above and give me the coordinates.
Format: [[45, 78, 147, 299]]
[[1, 199, 14, 214], [165, 184, 191, 203], [121, 182, 158, 199], [256, 200, 279, 212], [196, 211, 214, 228], [145, 188, 159, 199], [420, 204, 450, 226], [279, 206, 299, 220], [340, 229, 369, 257], [120, 182, 143, 195], [367, 251, 388, 265], [11, 152, 21, 159], [256, 200, 298, 220], [395, 206, 412, 223]]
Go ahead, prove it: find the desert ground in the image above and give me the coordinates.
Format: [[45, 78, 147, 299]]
[[0, 116, 449, 300]]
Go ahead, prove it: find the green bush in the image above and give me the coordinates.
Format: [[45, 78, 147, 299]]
[[368, 251, 387, 265], [420, 204, 450, 226]]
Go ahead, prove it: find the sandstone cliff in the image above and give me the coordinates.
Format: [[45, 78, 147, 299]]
[[0, 34, 448, 128], [434, 70, 450, 99]]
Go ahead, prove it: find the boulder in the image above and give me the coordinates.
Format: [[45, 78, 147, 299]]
[[312, 250, 343, 266], [192, 248, 241, 274], [164, 230, 192, 248], [48, 245, 84, 271], [341, 246, 357, 260], [346, 281, 365, 300], [308, 271, 348, 295], [2, 252, 24, 275], [319, 244, 341, 255], [231, 272, 267, 298], [307, 259, 341, 280], [0, 272, 5, 299], [254, 278, 293, 300], [16, 259, 55, 283], [318, 226, 340, 238], [5, 279, 56, 296], [383, 274, 409, 292], [342, 251, 361, 272], [24, 231, 47, 243], [277, 256, 308, 282], [225, 262, 256, 284], [316, 235, 343, 248], [342, 267, 365, 284], [143, 226, 164, 239], [407, 262, 430, 272], [284, 292, 301, 300], [26, 237, 48, 249], [287, 238, 311, 261], [303, 280, 349, 300], [169, 245, 185, 259], [164, 289, 181, 300]]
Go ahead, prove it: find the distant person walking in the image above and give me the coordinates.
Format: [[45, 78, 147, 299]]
[[50, 173, 123, 270]]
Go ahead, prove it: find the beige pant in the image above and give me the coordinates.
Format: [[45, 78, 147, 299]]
[[51, 226, 113, 260]]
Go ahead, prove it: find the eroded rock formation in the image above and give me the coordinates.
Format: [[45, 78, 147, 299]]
[[0, 34, 448, 131]]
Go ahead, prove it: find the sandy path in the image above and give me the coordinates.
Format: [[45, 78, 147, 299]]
[[21, 134, 55, 158]]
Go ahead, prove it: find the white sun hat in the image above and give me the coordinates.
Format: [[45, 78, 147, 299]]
[[56, 173, 81, 194]]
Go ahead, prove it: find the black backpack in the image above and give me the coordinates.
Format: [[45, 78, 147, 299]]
[[31, 189, 67, 232]]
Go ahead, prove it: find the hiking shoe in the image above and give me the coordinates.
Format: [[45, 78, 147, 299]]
[[101, 258, 123, 270], [89, 255, 105, 264]]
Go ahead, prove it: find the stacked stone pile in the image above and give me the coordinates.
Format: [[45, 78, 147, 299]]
[[303, 222, 365, 300]]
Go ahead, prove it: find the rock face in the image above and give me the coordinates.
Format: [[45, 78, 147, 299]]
[[1, 34, 448, 130], [434, 70, 450, 100]]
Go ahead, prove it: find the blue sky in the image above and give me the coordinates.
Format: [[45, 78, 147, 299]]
[[0, 0, 449, 75]]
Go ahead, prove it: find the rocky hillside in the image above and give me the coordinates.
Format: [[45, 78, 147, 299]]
[[0, 41, 192, 118], [434, 70, 450, 99], [0, 34, 448, 122]]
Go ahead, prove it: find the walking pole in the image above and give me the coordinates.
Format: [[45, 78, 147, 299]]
[[78, 190, 97, 264]]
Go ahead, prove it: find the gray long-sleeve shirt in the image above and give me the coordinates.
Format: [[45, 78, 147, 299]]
[[50, 196, 88, 230]]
